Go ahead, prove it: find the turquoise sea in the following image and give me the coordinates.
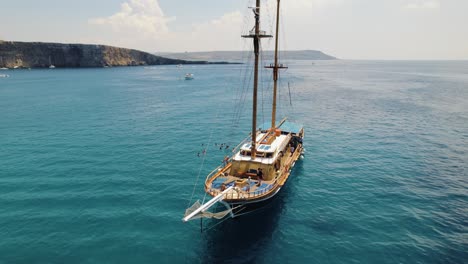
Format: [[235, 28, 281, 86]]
[[1, 60, 467, 263]]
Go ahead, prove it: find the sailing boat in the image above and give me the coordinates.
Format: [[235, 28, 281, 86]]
[[183, 0, 304, 223]]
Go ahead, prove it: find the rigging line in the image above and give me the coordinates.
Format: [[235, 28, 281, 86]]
[[187, 139, 209, 208], [230, 0, 260, 136], [201, 116, 227, 205], [202, 206, 247, 232], [186, 104, 222, 208], [232, 54, 251, 130], [239, 51, 253, 115], [280, 9, 289, 73], [228, 77, 247, 142], [261, 44, 273, 128], [289, 81, 297, 119], [232, 0, 253, 126], [260, 43, 272, 128], [232, 57, 247, 126], [231, 64, 246, 128], [194, 48, 251, 208], [277, 76, 281, 121], [279, 76, 296, 121], [234, 0, 264, 129], [238, 61, 254, 126], [259, 44, 265, 126], [278, 78, 286, 119], [226, 55, 251, 157], [234, 52, 254, 128], [233, 44, 252, 121]]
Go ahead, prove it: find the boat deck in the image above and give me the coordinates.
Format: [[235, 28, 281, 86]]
[[206, 145, 301, 200]]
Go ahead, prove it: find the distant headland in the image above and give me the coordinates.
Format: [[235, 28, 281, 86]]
[[0, 41, 219, 68], [156, 50, 337, 62], [0, 41, 337, 69]]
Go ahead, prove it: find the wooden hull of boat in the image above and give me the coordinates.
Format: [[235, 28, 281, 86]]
[[228, 185, 282, 217], [225, 157, 300, 217]]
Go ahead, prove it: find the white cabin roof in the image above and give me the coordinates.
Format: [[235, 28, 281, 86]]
[[240, 133, 288, 153], [234, 133, 291, 164]]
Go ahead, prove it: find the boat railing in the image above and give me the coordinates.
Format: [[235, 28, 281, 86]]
[[205, 166, 223, 181], [204, 135, 251, 186]]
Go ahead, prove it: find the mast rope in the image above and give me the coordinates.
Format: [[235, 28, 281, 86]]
[[231, 45, 253, 131], [187, 1, 257, 209], [201, 206, 247, 232], [187, 99, 228, 208]]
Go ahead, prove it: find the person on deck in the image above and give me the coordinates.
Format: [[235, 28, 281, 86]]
[[257, 168, 263, 180]]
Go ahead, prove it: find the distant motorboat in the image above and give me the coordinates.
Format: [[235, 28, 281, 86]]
[[177, 64, 183, 68], [0, 74, 9, 78], [185, 73, 194, 80], [0, 67, 8, 70], [13, 66, 19, 69]]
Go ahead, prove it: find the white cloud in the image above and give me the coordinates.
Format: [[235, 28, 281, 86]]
[[275, 0, 344, 9], [85, 0, 348, 52], [189, 11, 244, 50], [87, 0, 245, 51], [270, 0, 344, 15], [89, 0, 173, 37], [404, 0, 440, 9]]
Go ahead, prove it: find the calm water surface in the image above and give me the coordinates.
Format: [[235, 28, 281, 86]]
[[0, 60, 467, 263]]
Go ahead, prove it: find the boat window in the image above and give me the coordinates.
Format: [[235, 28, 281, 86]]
[[248, 168, 257, 174]]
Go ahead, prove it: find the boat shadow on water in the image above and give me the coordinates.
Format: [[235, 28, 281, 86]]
[[200, 160, 303, 264], [200, 198, 284, 264]]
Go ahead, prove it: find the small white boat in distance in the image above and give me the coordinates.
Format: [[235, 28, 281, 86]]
[[48, 55, 55, 68], [0, 67, 8, 70], [185, 73, 194, 80], [0, 74, 9, 78]]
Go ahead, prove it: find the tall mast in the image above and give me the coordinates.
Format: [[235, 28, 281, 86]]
[[266, 0, 288, 131], [242, 0, 272, 158]]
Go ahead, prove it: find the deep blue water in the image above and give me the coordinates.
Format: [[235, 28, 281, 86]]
[[1, 61, 467, 263]]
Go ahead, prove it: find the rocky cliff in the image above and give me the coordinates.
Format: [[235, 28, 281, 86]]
[[0, 41, 204, 68]]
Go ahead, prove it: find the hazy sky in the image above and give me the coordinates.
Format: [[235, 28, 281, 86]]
[[1, 0, 467, 59]]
